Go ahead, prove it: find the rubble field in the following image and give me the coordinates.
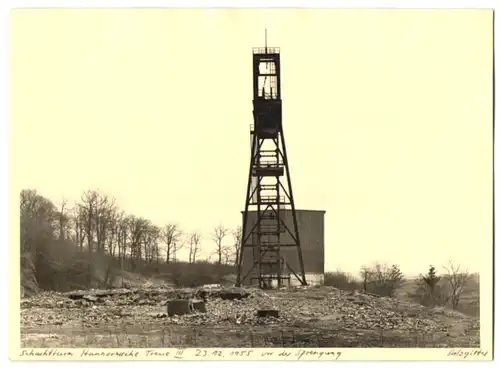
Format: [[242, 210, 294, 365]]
[[20, 285, 480, 348]]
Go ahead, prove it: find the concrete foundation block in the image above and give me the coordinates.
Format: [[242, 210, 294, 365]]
[[167, 299, 192, 317], [192, 299, 207, 313], [219, 288, 250, 300], [257, 309, 279, 318]]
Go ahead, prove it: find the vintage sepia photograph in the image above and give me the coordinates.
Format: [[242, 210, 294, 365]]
[[9, 5, 494, 360]]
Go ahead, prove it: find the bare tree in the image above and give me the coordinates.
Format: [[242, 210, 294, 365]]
[[20, 189, 56, 226], [161, 223, 183, 264], [79, 190, 99, 284], [114, 211, 127, 260], [20, 189, 57, 293], [359, 265, 372, 292], [20, 189, 57, 253], [232, 226, 242, 267], [94, 195, 116, 255], [221, 246, 233, 265], [443, 261, 471, 310], [105, 209, 120, 257], [55, 198, 70, 241], [73, 205, 86, 251], [126, 215, 148, 266], [113, 211, 128, 284], [368, 263, 404, 297], [143, 223, 161, 264], [78, 190, 117, 262], [212, 223, 229, 266], [188, 232, 201, 264], [171, 237, 186, 263]]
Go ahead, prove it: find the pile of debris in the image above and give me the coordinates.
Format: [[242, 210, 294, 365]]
[[21, 285, 250, 308], [20, 285, 479, 335]]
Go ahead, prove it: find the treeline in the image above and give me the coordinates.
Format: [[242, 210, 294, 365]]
[[324, 263, 478, 314], [20, 189, 242, 294], [324, 263, 404, 298], [20, 187, 479, 316]]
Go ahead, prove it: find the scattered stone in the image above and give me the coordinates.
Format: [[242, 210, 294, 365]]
[[353, 300, 367, 306], [83, 295, 98, 303], [363, 292, 381, 298], [148, 312, 168, 318], [19, 284, 480, 346], [66, 289, 134, 300]]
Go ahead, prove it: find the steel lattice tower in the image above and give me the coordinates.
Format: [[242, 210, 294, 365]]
[[236, 36, 307, 288]]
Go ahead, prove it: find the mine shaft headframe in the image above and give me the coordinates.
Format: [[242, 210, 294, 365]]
[[236, 31, 308, 289]]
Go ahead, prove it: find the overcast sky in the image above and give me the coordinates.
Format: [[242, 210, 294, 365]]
[[10, 8, 493, 276]]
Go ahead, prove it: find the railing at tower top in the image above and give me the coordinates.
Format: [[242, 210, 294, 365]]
[[248, 195, 290, 206], [259, 195, 287, 203], [257, 160, 283, 167], [253, 47, 280, 54]]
